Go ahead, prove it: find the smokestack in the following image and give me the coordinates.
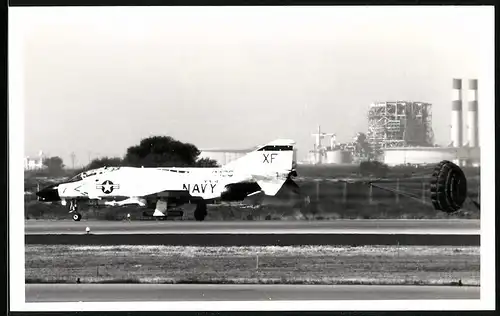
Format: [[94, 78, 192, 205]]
[[468, 79, 479, 147], [451, 78, 463, 147]]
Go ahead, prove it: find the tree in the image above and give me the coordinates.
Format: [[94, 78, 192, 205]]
[[86, 156, 123, 170], [195, 157, 220, 167], [42, 156, 65, 175], [354, 132, 375, 159], [359, 160, 389, 178], [123, 136, 202, 167]]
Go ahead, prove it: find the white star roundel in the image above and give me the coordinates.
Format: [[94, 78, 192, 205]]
[[96, 180, 120, 194]]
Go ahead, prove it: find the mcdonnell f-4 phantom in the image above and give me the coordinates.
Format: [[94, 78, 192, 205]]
[[36, 139, 298, 221]]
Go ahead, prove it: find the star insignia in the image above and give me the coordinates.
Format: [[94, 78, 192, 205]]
[[96, 180, 120, 194]]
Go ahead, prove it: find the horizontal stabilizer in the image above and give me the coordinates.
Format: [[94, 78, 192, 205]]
[[254, 178, 287, 196]]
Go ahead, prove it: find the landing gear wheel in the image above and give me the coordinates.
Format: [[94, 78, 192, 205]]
[[72, 213, 82, 221], [194, 203, 207, 221]]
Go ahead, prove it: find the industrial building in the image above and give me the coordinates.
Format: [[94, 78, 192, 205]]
[[367, 101, 434, 155], [380, 79, 480, 167]]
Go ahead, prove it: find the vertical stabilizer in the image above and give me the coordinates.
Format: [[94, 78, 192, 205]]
[[223, 139, 296, 195]]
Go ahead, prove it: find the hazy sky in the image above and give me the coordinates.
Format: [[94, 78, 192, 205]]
[[18, 6, 492, 166]]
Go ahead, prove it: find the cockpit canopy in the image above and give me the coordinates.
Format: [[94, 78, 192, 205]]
[[67, 166, 120, 183]]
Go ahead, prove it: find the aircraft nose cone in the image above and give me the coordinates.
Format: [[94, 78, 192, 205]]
[[36, 184, 60, 202]]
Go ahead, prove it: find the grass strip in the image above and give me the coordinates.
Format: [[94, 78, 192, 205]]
[[26, 245, 479, 286]]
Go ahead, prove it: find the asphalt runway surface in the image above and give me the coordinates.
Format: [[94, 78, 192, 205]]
[[25, 284, 480, 302], [25, 219, 480, 235], [24, 219, 480, 246], [24, 233, 479, 246]]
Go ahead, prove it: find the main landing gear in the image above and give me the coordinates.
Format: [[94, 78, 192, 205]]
[[194, 203, 207, 221], [68, 200, 82, 221]]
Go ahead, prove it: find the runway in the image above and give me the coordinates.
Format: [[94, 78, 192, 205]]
[[25, 284, 480, 302], [25, 232, 479, 246], [25, 219, 480, 235], [24, 219, 480, 246]]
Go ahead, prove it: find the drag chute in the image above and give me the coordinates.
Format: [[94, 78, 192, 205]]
[[429, 160, 468, 213], [366, 160, 476, 213], [277, 160, 478, 213]]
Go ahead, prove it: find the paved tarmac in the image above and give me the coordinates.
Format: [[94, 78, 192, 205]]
[[25, 219, 480, 235], [24, 232, 479, 246], [25, 284, 479, 302]]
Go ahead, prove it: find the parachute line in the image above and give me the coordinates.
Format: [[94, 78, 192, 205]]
[[370, 183, 430, 205], [368, 160, 470, 213]]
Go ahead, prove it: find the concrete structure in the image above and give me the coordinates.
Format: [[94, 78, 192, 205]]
[[367, 101, 434, 155], [451, 78, 464, 147], [467, 79, 479, 148], [383, 146, 480, 167]]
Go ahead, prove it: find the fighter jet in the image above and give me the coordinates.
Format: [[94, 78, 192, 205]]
[[36, 139, 298, 221]]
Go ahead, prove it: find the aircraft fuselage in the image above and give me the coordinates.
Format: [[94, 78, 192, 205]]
[[54, 166, 255, 203]]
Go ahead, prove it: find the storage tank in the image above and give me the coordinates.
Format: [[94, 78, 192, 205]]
[[325, 150, 352, 164]]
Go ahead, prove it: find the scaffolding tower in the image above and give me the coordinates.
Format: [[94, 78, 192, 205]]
[[367, 101, 434, 155]]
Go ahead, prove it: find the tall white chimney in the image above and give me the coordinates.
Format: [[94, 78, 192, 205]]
[[451, 78, 463, 147], [468, 79, 479, 147]]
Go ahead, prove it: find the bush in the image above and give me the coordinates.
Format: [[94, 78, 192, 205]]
[[359, 161, 389, 177]]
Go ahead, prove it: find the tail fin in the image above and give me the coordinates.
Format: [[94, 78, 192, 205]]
[[224, 139, 296, 196]]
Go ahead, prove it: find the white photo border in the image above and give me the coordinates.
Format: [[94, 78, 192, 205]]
[[8, 5, 496, 312]]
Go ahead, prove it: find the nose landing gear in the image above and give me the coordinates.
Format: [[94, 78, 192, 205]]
[[68, 200, 82, 221]]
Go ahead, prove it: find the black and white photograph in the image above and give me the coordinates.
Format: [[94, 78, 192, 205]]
[[8, 5, 495, 312]]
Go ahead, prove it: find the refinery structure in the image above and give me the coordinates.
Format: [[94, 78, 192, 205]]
[[305, 126, 357, 164], [367, 101, 434, 154]]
